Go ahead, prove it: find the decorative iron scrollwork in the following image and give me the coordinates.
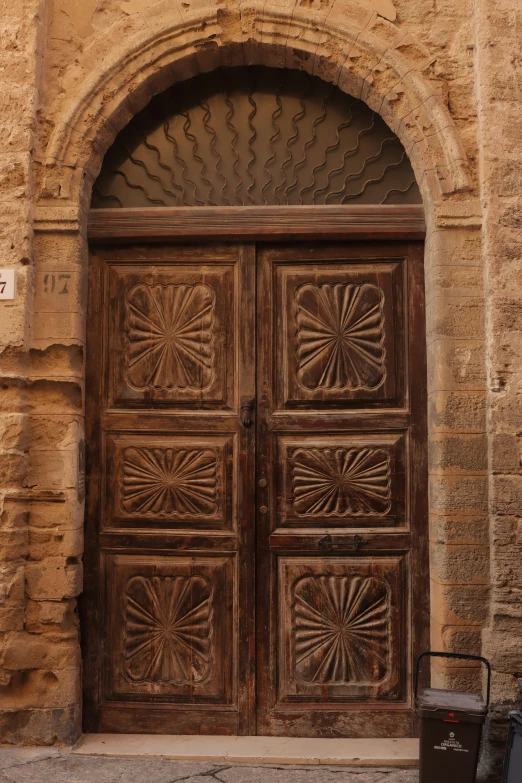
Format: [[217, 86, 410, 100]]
[[92, 67, 421, 209]]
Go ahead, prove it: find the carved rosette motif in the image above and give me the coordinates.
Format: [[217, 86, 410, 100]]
[[295, 282, 385, 390], [121, 447, 218, 516], [291, 447, 391, 516], [293, 575, 389, 683], [124, 575, 212, 684], [126, 283, 215, 390]]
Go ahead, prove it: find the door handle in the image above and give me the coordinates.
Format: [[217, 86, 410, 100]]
[[240, 397, 255, 428]]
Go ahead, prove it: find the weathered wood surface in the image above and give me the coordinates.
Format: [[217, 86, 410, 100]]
[[88, 206, 426, 242], [255, 242, 428, 737], [83, 239, 428, 737], [84, 243, 256, 735]]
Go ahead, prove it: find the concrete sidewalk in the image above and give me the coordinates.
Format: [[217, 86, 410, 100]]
[[0, 748, 419, 783]]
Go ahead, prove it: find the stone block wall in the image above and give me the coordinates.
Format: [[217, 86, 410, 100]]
[[0, 0, 519, 775], [0, 0, 84, 743], [0, 0, 81, 745]]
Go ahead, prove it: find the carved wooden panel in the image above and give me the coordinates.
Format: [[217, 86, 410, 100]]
[[256, 242, 428, 738], [295, 282, 385, 391], [293, 448, 390, 515], [107, 261, 236, 408], [275, 259, 405, 409], [293, 575, 389, 684], [105, 554, 234, 703], [85, 244, 255, 735], [85, 241, 427, 737], [121, 448, 217, 515], [278, 557, 406, 702], [126, 283, 215, 391], [276, 433, 406, 530], [124, 575, 212, 684], [104, 434, 234, 531]]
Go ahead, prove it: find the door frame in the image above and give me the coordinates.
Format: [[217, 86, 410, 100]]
[[85, 203, 428, 736], [88, 205, 425, 244]]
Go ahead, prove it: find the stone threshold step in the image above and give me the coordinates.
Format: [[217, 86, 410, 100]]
[[74, 734, 419, 766]]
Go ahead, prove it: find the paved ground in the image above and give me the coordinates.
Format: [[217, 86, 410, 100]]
[[0, 748, 419, 783]]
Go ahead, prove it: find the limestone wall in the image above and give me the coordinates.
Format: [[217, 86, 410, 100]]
[[0, 0, 83, 745], [0, 0, 519, 774], [474, 0, 522, 772]]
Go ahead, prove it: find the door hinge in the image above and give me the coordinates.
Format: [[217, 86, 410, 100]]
[[318, 534, 333, 551], [353, 534, 369, 552]]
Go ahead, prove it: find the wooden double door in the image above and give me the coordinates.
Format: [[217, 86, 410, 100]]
[[84, 240, 428, 737]]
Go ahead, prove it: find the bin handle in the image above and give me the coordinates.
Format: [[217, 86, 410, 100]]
[[415, 651, 491, 709]]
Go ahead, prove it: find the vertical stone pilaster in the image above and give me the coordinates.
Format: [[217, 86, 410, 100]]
[[0, 0, 82, 744], [0, 0, 42, 713], [474, 0, 522, 776], [423, 220, 489, 696]]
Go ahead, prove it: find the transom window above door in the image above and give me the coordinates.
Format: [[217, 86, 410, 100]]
[[92, 66, 421, 209]]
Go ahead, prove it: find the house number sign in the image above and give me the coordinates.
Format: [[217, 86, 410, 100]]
[[0, 270, 16, 300]]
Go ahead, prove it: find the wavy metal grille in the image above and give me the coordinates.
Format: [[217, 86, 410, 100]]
[[92, 67, 421, 208]]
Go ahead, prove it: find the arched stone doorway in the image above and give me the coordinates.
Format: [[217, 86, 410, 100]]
[[83, 65, 428, 737]]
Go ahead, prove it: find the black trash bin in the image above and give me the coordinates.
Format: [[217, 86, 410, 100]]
[[415, 651, 491, 783], [502, 710, 522, 783]]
